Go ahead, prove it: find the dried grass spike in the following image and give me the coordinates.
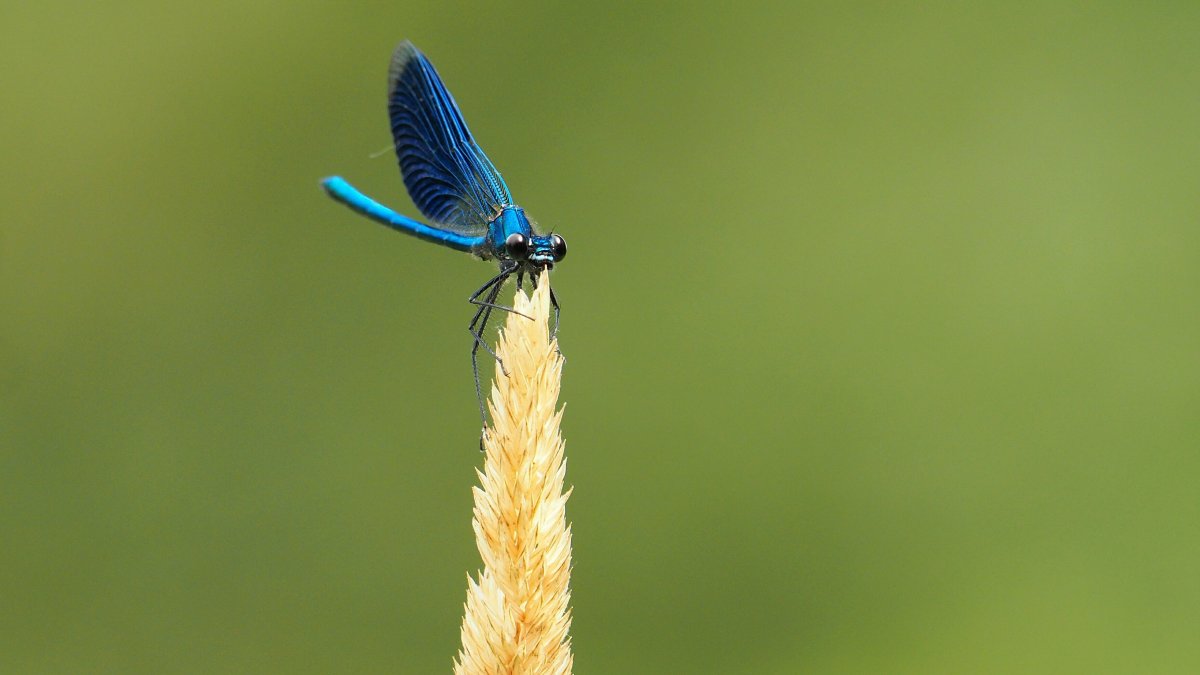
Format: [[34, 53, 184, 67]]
[[454, 274, 572, 675]]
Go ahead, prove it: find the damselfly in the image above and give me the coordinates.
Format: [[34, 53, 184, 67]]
[[322, 42, 566, 423]]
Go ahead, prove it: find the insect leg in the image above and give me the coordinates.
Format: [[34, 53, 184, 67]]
[[469, 271, 512, 424]]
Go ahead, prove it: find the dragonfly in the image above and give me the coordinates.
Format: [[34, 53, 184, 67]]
[[322, 41, 567, 423]]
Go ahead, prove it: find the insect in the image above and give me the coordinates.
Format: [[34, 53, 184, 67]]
[[322, 42, 566, 423]]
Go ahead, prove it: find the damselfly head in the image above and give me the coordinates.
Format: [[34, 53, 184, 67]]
[[504, 232, 566, 269], [524, 233, 566, 268]]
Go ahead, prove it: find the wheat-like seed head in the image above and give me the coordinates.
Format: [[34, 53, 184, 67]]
[[454, 274, 572, 675]]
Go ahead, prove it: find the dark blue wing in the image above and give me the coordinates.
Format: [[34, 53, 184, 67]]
[[388, 42, 513, 233]]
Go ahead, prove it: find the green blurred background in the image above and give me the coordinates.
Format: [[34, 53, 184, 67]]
[[3, 1, 1198, 672]]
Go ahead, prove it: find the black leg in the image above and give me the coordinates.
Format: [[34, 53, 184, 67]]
[[469, 279, 507, 365], [531, 271, 562, 341], [468, 267, 535, 323], [467, 272, 508, 361], [466, 270, 507, 305], [471, 285, 503, 423], [548, 284, 561, 340], [467, 271, 507, 343], [469, 272, 510, 424]]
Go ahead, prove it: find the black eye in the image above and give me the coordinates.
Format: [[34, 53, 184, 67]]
[[550, 234, 567, 262], [505, 233, 528, 259]]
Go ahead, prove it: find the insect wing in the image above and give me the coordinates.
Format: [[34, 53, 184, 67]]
[[388, 42, 513, 232]]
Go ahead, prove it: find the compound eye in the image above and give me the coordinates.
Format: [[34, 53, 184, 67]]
[[505, 233, 528, 259], [550, 234, 567, 262]]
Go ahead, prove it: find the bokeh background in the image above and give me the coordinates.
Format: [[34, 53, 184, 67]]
[[3, 1, 1198, 673]]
